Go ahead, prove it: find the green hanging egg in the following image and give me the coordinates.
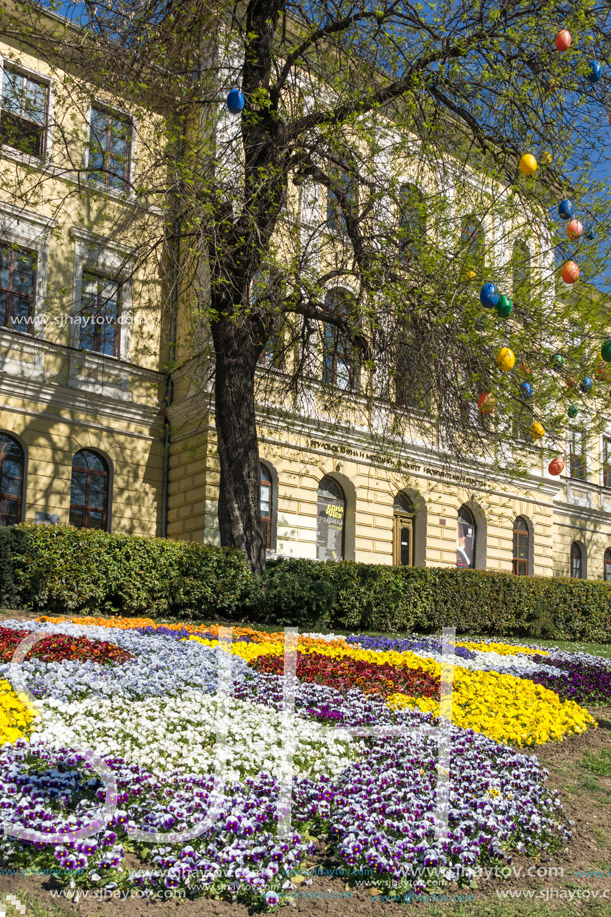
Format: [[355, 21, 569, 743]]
[[601, 339, 611, 363], [551, 353, 564, 369], [496, 295, 513, 319], [567, 404, 579, 418]]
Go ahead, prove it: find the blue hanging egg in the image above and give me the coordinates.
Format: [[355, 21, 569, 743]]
[[521, 381, 533, 397], [479, 282, 499, 309], [587, 229, 596, 241], [580, 375, 593, 393], [558, 199, 574, 220], [226, 88, 245, 114], [588, 61, 603, 84]]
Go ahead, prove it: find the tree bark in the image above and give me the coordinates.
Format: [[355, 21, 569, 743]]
[[211, 311, 267, 575]]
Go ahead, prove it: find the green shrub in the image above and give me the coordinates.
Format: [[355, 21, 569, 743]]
[[5, 524, 253, 619], [0, 526, 31, 607], [250, 559, 611, 643]]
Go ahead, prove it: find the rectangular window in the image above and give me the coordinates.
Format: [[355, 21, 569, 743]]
[[512, 408, 531, 443], [87, 105, 132, 189], [0, 67, 47, 157], [327, 167, 356, 235], [568, 429, 586, 481], [0, 243, 36, 332], [322, 322, 355, 390], [604, 437, 611, 488], [79, 271, 121, 357]]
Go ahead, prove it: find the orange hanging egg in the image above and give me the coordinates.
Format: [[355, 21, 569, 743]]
[[555, 29, 572, 52], [566, 220, 583, 239], [561, 261, 580, 284], [548, 456, 565, 475]]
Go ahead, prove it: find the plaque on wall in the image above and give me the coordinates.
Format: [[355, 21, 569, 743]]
[[35, 512, 60, 525], [317, 501, 344, 561]]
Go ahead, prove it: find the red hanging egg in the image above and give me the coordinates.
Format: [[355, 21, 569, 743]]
[[555, 29, 572, 52], [477, 392, 495, 414], [548, 456, 565, 476]]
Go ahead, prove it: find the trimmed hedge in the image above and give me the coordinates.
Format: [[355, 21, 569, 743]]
[[250, 557, 611, 643], [1, 524, 253, 619], [1, 526, 610, 642]]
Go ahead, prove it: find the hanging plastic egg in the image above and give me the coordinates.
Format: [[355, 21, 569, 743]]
[[565, 376, 578, 388], [588, 61, 603, 84], [548, 456, 565, 475], [541, 151, 553, 165], [530, 421, 545, 440], [566, 220, 583, 239], [480, 282, 499, 309], [558, 199, 574, 220], [561, 261, 580, 284], [463, 267, 478, 282], [597, 361, 609, 380], [477, 392, 495, 414], [555, 30, 572, 52], [519, 154, 537, 176], [497, 347, 515, 372], [580, 375, 593, 393], [226, 88, 245, 114], [601, 340, 611, 362], [496, 295, 513, 318], [521, 381, 533, 397], [551, 353, 564, 369], [586, 229, 596, 241], [568, 404, 579, 418], [520, 362, 532, 375]]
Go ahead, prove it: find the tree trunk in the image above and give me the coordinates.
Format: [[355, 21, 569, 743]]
[[212, 313, 267, 575]]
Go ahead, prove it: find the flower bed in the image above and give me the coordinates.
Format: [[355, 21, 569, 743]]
[[0, 616, 608, 908]]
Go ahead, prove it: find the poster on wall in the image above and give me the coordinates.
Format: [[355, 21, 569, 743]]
[[456, 520, 475, 568], [317, 500, 344, 561]]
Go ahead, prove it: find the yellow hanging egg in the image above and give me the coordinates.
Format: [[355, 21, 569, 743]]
[[530, 421, 545, 441], [497, 347, 515, 371], [519, 154, 538, 176], [541, 151, 553, 165]]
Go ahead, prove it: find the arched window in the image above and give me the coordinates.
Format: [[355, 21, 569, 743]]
[[322, 290, 357, 391], [512, 240, 531, 306], [604, 548, 611, 582], [69, 450, 109, 530], [0, 433, 24, 526], [398, 183, 426, 261], [570, 542, 583, 579], [512, 516, 530, 576], [260, 464, 272, 549], [460, 215, 485, 279], [457, 505, 476, 568], [393, 493, 415, 566], [316, 475, 345, 561]]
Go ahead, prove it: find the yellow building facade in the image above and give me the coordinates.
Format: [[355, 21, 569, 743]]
[[0, 10, 610, 583]]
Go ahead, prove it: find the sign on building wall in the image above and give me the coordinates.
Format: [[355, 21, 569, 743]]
[[35, 511, 60, 525]]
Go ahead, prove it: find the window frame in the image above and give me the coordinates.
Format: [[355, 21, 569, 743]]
[[512, 239, 532, 307], [0, 242, 37, 333], [79, 269, 122, 358], [460, 214, 486, 278], [69, 449, 110, 531], [603, 436, 611, 489], [316, 475, 346, 562], [326, 164, 357, 236], [570, 541, 583, 579], [457, 505, 477, 569], [70, 228, 134, 362], [512, 516, 530, 576], [568, 429, 587, 481], [260, 463, 272, 550], [321, 290, 359, 392], [0, 432, 25, 526], [86, 102, 133, 191], [604, 548, 611, 582], [398, 182, 427, 262], [0, 62, 50, 160]]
